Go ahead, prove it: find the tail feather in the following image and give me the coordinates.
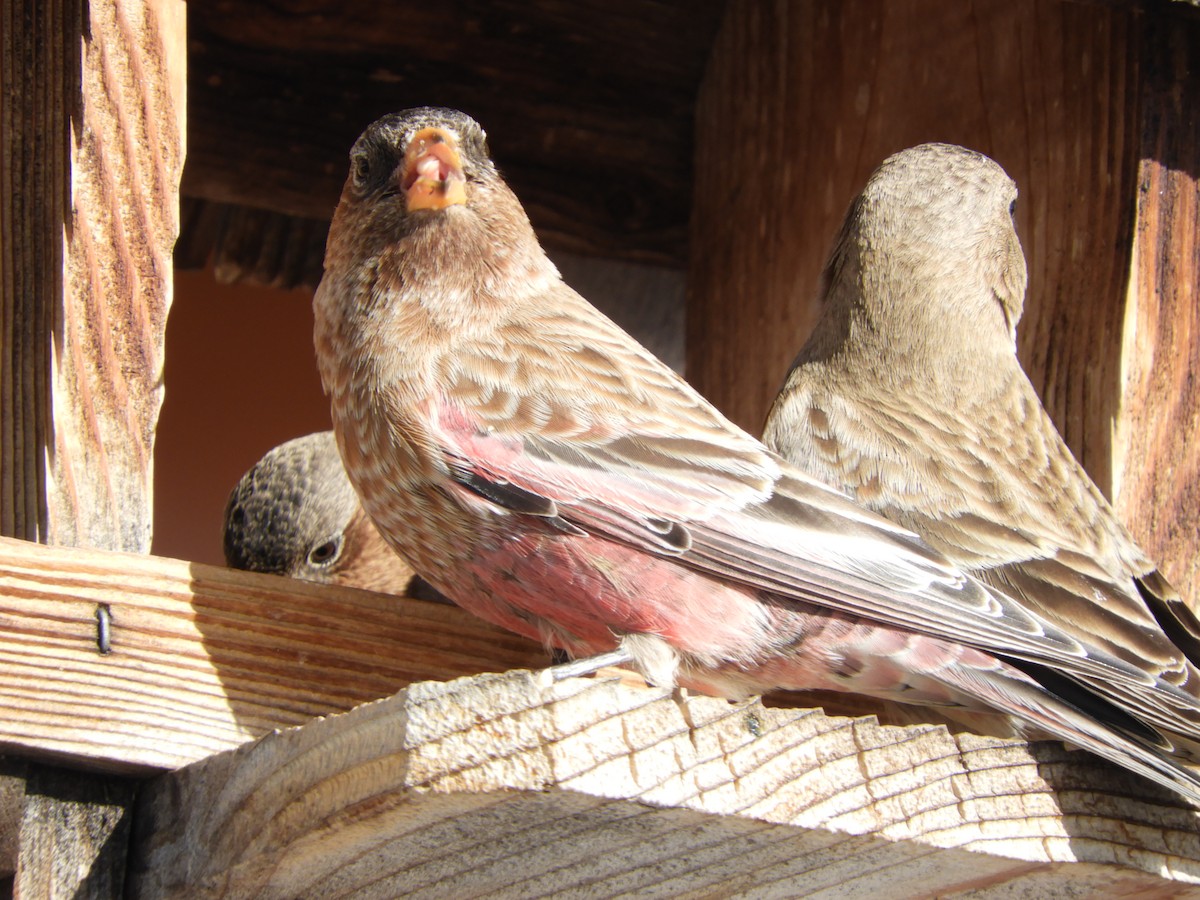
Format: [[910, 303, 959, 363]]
[[943, 659, 1200, 805]]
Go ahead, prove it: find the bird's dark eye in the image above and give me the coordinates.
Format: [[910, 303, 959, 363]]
[[1009, 198, 1017, 217], [308, 536, 343, 567], [351, 154, 372, 188]]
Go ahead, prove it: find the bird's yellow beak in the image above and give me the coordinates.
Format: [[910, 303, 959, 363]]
[[402, 127, 467, 211]]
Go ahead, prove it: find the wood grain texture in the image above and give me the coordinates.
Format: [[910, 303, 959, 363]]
[[208, 203, 329, 291], [1115, 8, 1200, 605], [0, 536, 546, 774], [183, 0, 725, 267], [0, 0, 80, 542], [0, 759, 26, 880], [46, 0, 186, 552], [129, 669, 1200, 898], [13, 766, 136, 900], [689, 0, 1139, 500]]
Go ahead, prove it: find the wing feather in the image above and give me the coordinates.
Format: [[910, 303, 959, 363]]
[[425, 286, 1200, 745]]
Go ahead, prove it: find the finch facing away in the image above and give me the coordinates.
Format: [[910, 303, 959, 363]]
[[764, 141, 1200, 781], [224, 431, 443, 600], [313, 108, 1200, 803]]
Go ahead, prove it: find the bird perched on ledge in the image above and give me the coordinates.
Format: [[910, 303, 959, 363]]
[[224, 431, 442, 600], [764, 140, 1200, 754], [312, 107, 1200, 804]]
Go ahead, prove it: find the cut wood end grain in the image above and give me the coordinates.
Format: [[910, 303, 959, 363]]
[[129, 668, 1200, 898]]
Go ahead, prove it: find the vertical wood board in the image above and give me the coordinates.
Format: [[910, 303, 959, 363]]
[[48, 0, 186, 551], [2, 0, 186, 552], [0, 0, 81, 542], [689, 0, 1139, 496], [1115, 11, 1200, 602]]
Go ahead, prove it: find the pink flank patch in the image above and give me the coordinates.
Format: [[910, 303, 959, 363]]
[[457, 525, 771, 660]]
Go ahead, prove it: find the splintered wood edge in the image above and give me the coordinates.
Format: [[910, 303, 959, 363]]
[[128, 669, 1200, 898], [0, 536, 546, 773]]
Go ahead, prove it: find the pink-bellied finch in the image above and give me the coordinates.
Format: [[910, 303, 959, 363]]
[[313, 111, 1200, 803]]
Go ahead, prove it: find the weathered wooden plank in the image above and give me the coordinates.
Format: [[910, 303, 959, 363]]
[[0, 759, 25, 887], [1, 0, 185, 552], [0, 0, 80, 542], [45, 0, 187, 552], [0, 536, 546, 774], [690, 0, 1139, 498], [128, 669, 1200, 898], [1115, 9, 1200, 603], [208, 203, 328, 291], [13, 766, 136, 900]]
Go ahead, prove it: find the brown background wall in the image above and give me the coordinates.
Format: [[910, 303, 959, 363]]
[[152, 270, 328, 565]]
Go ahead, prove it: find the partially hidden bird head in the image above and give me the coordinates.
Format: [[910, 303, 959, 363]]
[[223, 431, 364, 582], [824, 143, 1028, 355], [322, 107, 560, 337]]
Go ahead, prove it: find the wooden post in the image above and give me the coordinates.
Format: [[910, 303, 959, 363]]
[[0, 0, 80, 542], [0, 0, 185, 552], [1, 0, 185, 894], [13, 766, 137, 900], [1115, 10, 1200, 599], [0, 759, 26, 890], [689, 0, 1199, 603]]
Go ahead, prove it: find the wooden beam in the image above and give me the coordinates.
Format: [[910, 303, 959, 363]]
[[1115, 7, 1200, 603], [13, 765, 136, 900], [0, 536, 546, 774], [690, 0, 1139, 496], [129, 669, 1200, 897], [206, 201, 328, 291], [183, 1, 726, 267], [1, 0, 186, 552], [0, 759, 25, 882]]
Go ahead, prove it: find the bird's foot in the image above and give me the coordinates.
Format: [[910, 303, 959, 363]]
[[538, 648, 634, 686]]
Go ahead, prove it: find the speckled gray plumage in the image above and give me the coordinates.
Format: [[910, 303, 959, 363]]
[[223, 431, 361, 580]]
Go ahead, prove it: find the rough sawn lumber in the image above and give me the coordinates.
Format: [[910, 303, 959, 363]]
[[130, 669, 1200, 898]]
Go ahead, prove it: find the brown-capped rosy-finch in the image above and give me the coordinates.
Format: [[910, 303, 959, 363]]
[[224, 431, 435, 598], [766, 141, 1200, 790], [313, 109, 1200, 803]]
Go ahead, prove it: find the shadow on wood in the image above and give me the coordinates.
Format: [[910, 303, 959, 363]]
[[14, 766, 137, 899], [183, 0, 727, 267], [689, 0, 1140, 493]]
